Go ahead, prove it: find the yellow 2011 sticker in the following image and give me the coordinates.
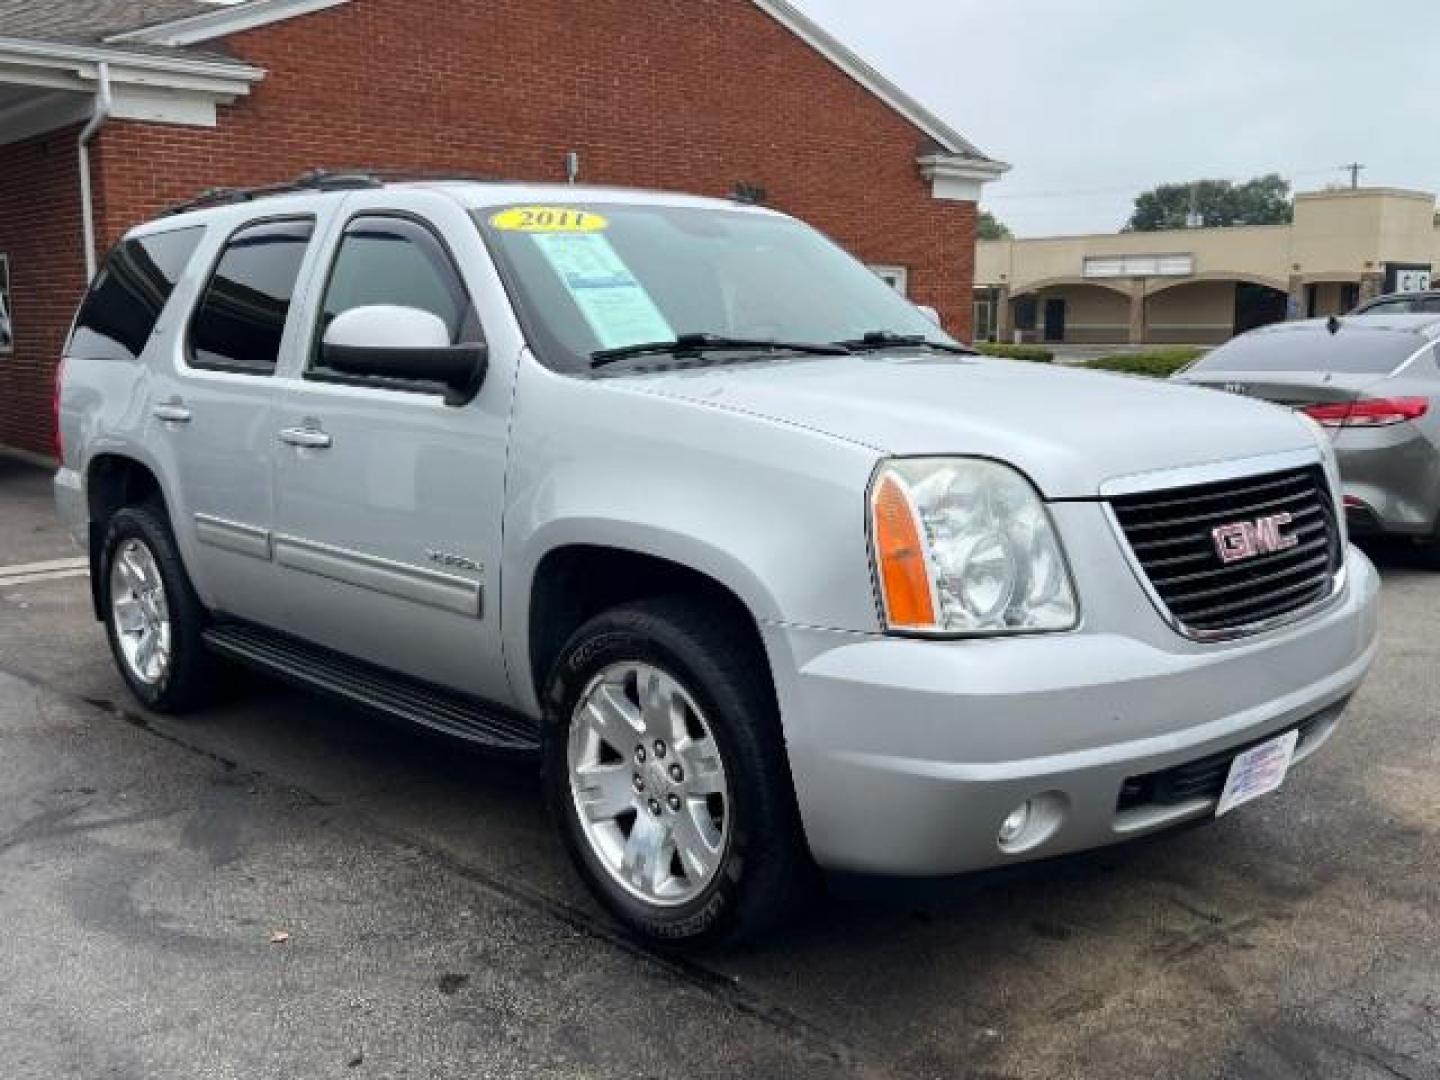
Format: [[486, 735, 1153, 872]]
[[490, 206, 608, 233]]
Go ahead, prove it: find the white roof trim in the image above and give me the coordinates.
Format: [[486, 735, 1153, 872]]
[[919, 155, 1010, 203], [0, 36, 264, 89], [108, 0, 351, 47], [749, 0, 997, 163], [0, 38, 264, 143]]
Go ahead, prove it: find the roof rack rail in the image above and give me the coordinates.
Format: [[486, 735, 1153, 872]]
[[161, 169, 382, 216], [160, 167, 509, 217]]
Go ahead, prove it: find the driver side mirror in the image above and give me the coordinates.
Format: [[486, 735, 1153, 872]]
[[321, 304, 487, 406], [915, 304, 942, 326]]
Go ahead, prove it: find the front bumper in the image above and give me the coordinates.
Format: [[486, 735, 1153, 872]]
[[766, 545, 1380, 876]]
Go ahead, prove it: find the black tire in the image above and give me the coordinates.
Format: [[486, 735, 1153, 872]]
[[542, 596, 813, 947], [100, 501, 214, 713]]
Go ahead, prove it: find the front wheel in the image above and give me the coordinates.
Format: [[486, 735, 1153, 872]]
[[542, 597, 811, 947]]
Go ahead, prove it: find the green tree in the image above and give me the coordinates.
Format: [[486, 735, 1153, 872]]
[[977, 209, 1012, 240], [1125, 174, 1293, 231]]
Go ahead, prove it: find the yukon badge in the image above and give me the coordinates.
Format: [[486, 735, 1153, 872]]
[[426, 549, 481, 573], [1211, 512, 1298, 564]]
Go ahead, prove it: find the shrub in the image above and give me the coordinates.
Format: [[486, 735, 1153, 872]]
[[1084, 347, 1205, 378], [975, 342, 1054, 363]]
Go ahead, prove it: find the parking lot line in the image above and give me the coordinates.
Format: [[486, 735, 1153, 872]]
[[0, 557, 90, 586], [0, 556, 89, 580], [0, 568, 89, 586]]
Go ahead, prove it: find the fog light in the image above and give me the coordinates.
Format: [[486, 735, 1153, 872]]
[[999, 801, 1032, 845]]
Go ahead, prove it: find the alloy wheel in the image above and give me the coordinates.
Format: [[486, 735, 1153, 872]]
[[567, 661, 730, 907]]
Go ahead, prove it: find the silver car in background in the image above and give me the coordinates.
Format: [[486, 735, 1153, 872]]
[[1177, 314, 1440, 562]]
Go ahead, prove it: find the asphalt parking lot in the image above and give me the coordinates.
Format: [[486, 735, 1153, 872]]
[[1, 452, 1438, 1080]]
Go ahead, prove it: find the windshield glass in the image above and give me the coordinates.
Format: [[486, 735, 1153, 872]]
[[474, 202, 954, 371], [1189, 326, 1425, 375]]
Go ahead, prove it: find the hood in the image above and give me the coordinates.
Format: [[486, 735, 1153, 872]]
[[619, 354, 1319, 498]]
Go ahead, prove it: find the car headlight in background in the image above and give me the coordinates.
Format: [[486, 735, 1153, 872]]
[[869, 458, 1078, 635]]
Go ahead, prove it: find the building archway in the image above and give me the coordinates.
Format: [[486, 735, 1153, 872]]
[[1143, 277, 1288, 343], [1006, 280, 1133, 344]]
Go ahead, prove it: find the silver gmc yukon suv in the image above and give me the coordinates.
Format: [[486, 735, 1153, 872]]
[[54, 174, 1380, 945]]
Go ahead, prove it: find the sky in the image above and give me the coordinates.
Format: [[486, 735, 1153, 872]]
[[789, 0, 1440, 237]]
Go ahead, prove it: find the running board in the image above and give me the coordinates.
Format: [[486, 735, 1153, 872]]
[[202, 622, 540, 753]]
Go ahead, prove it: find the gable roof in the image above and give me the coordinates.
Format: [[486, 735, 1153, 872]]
[[0, 2, 231, 46], [108, 0, 1004, 170], [0, 0, 1005, 185]]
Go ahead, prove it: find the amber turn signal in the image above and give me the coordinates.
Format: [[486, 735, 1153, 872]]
[[871, 472, 936, 629]]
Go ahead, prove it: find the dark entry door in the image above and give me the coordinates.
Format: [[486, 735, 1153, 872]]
[[1234, 282, 1289, 335], [1043, 298, 1066, 342]]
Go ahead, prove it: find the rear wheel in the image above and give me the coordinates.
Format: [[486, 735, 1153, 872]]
[[101, 502, 213, 713], [542, 597, 811, 946]]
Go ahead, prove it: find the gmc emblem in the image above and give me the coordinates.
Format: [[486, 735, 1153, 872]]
[[1211, 512, 1299, 564]]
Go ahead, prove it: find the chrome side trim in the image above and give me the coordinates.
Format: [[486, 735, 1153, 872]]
[[194, 513, 272, 560], [1099, 447, 1325, 500], [273, 533, 482, 618]]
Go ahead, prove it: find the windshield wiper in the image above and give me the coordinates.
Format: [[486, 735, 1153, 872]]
[[834, 330, 975, 355], [590, 332, 852, 369]]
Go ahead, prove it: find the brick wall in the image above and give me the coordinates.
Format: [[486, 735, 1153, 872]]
[[1, 0, 978, 455], [0, 128, 87, 457], [97, 0, 977, 323]]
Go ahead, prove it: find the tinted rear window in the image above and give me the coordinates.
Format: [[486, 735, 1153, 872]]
[[1190, 327, 1424, 375], [67, 227, 205, 362], [190, 218, 314, 374]]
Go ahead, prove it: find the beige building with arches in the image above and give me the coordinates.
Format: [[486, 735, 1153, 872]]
[[974, 187, 1439, 346]]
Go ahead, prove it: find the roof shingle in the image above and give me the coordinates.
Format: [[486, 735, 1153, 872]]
[[0, 1, 246, 45]]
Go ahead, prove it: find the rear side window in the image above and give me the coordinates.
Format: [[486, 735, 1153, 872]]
[[190, 218, 314, 374], [67, 227, 204, 362], [1191, 327, 1425, 375]]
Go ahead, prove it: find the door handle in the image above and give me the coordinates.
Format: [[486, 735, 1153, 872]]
[[152, 403, 192, 424], [278, 426, 333, 450]]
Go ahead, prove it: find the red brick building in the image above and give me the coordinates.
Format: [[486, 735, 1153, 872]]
[[0, 0, 1004, 458]]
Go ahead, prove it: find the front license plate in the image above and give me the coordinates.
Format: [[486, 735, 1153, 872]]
[[1215, 729, 1300, 817]]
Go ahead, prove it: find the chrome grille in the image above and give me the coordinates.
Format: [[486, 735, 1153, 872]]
[[1109, 466, 1342, 638]]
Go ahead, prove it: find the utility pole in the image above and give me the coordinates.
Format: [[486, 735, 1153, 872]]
[[1185, 181, 1203, 228], [1342, 162, 1365, 189]]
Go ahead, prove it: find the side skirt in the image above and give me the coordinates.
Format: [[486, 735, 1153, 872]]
[[202, 621, 539, 753]]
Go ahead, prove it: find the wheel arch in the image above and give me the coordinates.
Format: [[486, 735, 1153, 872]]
[[517, 531, 783, 719], [85, 452, 172, 620]]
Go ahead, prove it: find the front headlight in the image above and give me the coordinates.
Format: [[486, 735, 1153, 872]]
[[869, 458, 1078, 635]]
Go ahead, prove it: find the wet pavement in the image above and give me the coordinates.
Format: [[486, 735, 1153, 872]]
[[1, 453, 1436, 1079]]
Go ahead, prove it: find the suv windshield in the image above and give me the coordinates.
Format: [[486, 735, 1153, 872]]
[[1189, 325, 1426, 375], [475, 202, 955, 371]]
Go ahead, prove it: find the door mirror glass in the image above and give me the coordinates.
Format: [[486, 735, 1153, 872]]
[[321, 304, 487, 405], [915, 304, 941, 326]]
